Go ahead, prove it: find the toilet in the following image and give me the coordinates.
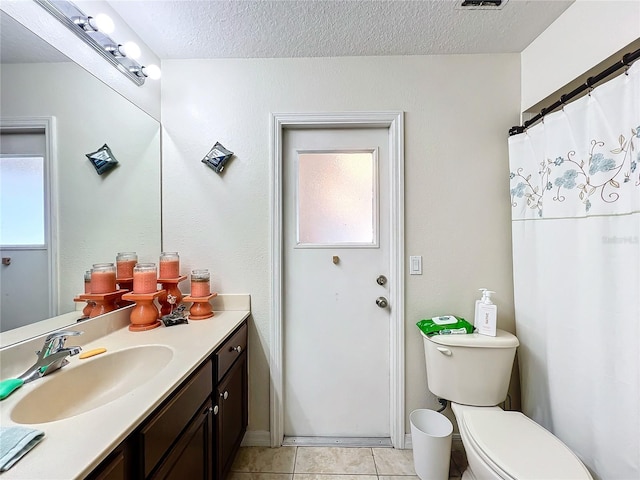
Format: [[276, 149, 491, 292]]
[[421, 329, 593, 479]]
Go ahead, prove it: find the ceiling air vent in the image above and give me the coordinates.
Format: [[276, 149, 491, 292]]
[[456, 0, 508, 10]]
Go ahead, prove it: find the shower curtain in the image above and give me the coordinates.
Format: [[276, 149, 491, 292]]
[[508, 61, 639, 479]]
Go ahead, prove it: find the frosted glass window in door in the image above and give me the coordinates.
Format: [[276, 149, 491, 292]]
[[0, 156, 45, 245], [297, 151, 378, 245]]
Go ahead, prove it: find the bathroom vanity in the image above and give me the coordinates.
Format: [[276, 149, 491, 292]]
[[0, 294, 250, 480], [89, 321, 247, 479]]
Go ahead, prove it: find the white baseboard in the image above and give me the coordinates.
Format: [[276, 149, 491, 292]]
[[241, 430, 462, 451], [241, 430, 271, 447]]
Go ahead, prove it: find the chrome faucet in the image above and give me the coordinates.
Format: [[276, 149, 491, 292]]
[[0, 330, 83, 400], [26, 330, 83, 381]]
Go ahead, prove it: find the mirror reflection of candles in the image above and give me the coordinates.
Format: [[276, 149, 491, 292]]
[[0, 12, 161, 341]]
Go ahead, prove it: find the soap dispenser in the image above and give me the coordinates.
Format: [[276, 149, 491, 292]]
[[476, 290, 497, 337], [474, 288, 487, 329]]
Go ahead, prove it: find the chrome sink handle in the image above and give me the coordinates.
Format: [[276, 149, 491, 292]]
[[20, 345, 83, 384], [39, 346, 82, 377], [38, 330, 82, 359]]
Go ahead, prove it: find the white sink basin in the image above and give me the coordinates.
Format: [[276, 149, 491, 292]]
[[11, 345, 173, 424]]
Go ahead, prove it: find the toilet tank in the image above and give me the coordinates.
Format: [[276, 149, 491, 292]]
[[421, 329, 519, 406]]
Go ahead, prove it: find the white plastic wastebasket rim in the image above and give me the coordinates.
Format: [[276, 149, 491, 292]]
[[410, 409, 453, 438]]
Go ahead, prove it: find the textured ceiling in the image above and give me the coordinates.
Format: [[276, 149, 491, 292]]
[[107, 0, 574, 59]]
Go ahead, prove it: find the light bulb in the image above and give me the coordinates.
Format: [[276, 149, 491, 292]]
[[93, 13, 114, 34], [122, 42, 141, 60], [143, 64, 161, 80]]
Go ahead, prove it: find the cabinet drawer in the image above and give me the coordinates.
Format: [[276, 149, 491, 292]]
[[216, 322, 247, 379], [141, 361, 213, 478]]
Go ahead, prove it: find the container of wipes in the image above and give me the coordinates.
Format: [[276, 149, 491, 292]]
[[416, 315, 474, 336]]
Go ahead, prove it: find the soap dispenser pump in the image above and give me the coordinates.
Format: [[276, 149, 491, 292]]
[[476, 290, 497, 337]]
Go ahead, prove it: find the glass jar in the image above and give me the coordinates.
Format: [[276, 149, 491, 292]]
[[91, 263, 117, 294], [190, 269, 210, 297], [84, 270, 92, 294], [133, 263, 158, 294], [116, 252, 138, 279], [159, 252, 180, 279]]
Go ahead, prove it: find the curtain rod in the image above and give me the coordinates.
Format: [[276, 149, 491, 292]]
[[508, 47, 640, 136]]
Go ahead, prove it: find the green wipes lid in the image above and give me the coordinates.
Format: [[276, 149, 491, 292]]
[[416, 316, 474, 336]]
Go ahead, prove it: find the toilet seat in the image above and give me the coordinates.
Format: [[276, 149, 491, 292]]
[[454, 405, 592, 479]]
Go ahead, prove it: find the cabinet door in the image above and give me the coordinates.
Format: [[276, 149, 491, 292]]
[[151, 401, 213, 480], [141, 361, 213, 478], [88, 449, 126, 480], [216, 353, 247, 479]]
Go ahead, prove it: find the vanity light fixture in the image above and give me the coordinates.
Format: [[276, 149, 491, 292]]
[[34, 0, 160, 86]]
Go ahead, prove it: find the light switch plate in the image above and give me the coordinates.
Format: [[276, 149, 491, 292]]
[[409, 255, 422, 275]]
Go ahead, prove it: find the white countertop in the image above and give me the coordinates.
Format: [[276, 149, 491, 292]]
[[0, 295, 250, 479]]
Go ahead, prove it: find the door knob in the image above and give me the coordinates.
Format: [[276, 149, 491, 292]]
[[376, 275, 387, 286], [376, 297, 388, 308]]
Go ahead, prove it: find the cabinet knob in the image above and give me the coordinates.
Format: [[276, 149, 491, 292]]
[[213, 405, 219, 415], [220, 390, 229, 400], [231, 345, 242, 353]]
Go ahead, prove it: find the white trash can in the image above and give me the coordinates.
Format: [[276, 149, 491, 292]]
[[410, 409, 453, 480]]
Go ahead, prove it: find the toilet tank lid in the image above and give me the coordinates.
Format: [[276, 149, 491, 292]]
[[423, 329, 519, 348]]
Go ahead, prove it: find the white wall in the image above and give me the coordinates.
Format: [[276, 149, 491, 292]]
[[161, 54, 520, 438], [521, 0, 640, 111]]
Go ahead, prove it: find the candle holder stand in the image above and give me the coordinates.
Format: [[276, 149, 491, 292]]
[[183, 292, 217, 320], [116, 277, 134, 307], [73, 296, 95, 319], [78, 290, 127, 318], [157, 275, 187, 316], [121, 290, 164, 332]]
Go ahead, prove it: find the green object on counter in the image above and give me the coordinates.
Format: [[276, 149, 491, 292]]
[[0, 378, 25, 401], [416, 315, 474, 336], [0, 366, 47, 401]]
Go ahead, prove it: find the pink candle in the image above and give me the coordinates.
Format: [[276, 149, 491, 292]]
[[116, 252, 138, 278], [91, 264, 117, 294], [159, 252, 180, 278], [84, 270, 92, 294], [190, 269, 210, 297], [133, 263, 158, 294]]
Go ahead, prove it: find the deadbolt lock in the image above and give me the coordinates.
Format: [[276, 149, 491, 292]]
[[376, 275, 387, 286]]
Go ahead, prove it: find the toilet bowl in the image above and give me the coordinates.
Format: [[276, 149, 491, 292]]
[[420, 329, 592, 479]]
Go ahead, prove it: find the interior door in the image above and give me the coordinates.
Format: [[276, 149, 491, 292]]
[[0, 128, 52, 331], [283, 126, 391, 442]]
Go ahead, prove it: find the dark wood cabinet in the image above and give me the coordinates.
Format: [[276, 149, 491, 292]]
[[143, 360, 213, 480], [87, 447, 127, 480], [142, 361, 213, 478], [215, 353, 247, 479], [213, 321, 248, 479], [88, 319, 248, 480], [151, 400, 214, 480]]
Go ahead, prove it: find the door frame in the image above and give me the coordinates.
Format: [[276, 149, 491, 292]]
[[0, 116, 58, 318], [269, 112, 405, 448]]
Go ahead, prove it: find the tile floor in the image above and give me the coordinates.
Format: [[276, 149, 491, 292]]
[[229, 443, 468, 480]]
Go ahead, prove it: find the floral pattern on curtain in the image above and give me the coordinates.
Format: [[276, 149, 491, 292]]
[[510, 64, 640, 220], [508, 60, 639, 479]]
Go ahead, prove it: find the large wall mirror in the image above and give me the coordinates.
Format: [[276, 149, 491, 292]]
[[0, 11, 161, 345]]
